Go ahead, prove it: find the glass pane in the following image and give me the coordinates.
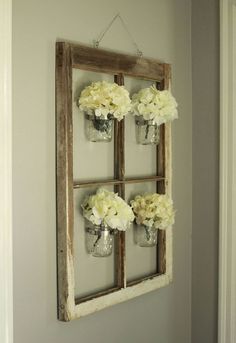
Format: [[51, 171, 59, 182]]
[[124, 76, 157, 178], [73, 186, 116, 299], [73, 69, 114, 182], [125, 182, 157, 283]]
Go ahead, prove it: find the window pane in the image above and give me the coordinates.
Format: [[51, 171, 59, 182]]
[[73, 69, 114, 182], [125, 182, 157, 283], [124, 76, 157, 178], [73, 186, 116, 299]]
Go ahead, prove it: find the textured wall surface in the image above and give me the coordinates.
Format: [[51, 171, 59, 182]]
[[192, 0, 219, 342], [12, 0, 192, 342]]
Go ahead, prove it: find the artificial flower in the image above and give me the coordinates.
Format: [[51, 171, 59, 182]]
[[131, 86, 178, 125], [78, 81, 131, 121], [130, 193, 175, 230], [82, 188, 134, 231]]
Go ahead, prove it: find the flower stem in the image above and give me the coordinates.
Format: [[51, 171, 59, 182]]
[[145, 124, 149, 139], [93, 117, 111, 133], [145, 227, 151, 241], [93, 230, 102, 248]]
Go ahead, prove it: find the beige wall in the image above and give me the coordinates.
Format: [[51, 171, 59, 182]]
[[12, 0, 192, 342], [192, 0, 219, 342]]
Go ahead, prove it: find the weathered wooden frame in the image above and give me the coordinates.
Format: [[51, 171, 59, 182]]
[[56, 41, 173, 321]]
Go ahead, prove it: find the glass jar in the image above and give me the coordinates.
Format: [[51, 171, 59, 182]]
[[85, 225, 113, 257], [85, 113, 113, 142], [135, 224, 158, 247], [135, 117, 160, 145]]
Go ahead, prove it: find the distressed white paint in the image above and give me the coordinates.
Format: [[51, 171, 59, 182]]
[[74, 263, 172, 319], [66, 248, 76, 321], [0, 0, 13, 342], [65, 124, 173, 320], [218, 1, 236, 342]]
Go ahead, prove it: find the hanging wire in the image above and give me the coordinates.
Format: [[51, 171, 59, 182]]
[[93, 13, 143, 57]]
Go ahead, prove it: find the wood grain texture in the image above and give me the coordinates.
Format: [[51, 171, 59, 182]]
[[114, 74, 126, 289], [56, 42, 75, 321], [156, 66, 171, 275], [70, 43, 165, 81], [75, 287, 120, 305], [73, 176, 166, 189]]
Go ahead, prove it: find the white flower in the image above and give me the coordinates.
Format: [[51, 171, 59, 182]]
[[81, 188, 134, 231], [78, 81, 131, 121], [130, 193, 175, 230], [131, 85, 178, 125]]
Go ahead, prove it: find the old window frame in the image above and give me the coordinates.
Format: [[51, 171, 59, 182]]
[[56, 41, 173, 321]]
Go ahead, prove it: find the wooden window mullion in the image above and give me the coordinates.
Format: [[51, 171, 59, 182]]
[[114, 73, 126, 288], [156, 65, 170, 274]]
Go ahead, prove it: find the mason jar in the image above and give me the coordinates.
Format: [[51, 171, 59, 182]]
[[135, 224, 158, 247], [85, 225, 113, 257], [135, 116, 160, 145], [85, 113, 113, 142]]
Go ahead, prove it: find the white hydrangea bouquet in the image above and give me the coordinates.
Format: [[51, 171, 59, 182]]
[[82, 188, 134, 257], [81, 188, 134, 231], [131, 85, 178, 125], [130, 193, 175, 230], [131, 85, 178, 144], [78, 80, 131, 121], [78, 81, 131, 142]]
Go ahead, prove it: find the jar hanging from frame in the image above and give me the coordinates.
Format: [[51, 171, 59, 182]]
[[135, 116, 160, 145], [85, 224, 114, 257], [85, 113, 113, 142], [135, 223, 158, 247]]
